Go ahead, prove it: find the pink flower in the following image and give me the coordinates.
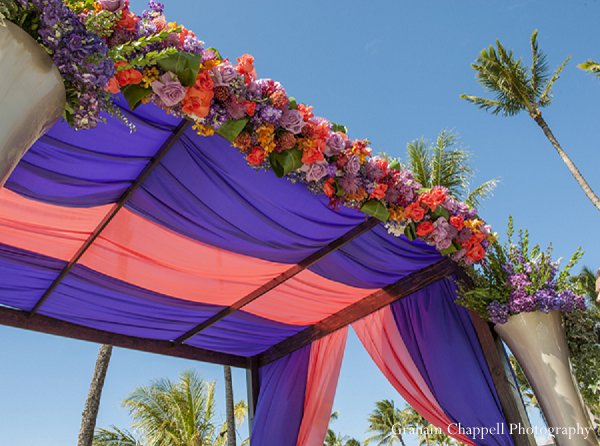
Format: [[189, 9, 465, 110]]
[[151, 72, 186, 107], [280, 110, 305, 134], [98, 0, 126, 12], [305, 162, 329, 182]]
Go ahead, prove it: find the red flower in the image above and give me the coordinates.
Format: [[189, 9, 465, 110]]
[[181, 87, 213, 118], [405, 202, 426, 222], [106, 77, 120, 93], [194, 70, 214, 91], [236, 54, 257, 84], [297, 104, 314, 122], [115, 63, 143, 87], [416, 221, 434, 237], [419, 187, 447, 211], [323, 178, 336, 198], [301, 145, 325, 164], [466, 243, 486, 262], [370, 183, 388, 200], [245, 101, 256, 116], [117, 8, 139, 32], [449, 215, 464, 231], [247, 147, 266, 165]]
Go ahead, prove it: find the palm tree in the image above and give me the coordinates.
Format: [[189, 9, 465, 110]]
[[461, 30, 600, 211], [400, 407, 459, 446], [404, 130, 497, 208], [79, 344, 113, 446], [223, 366, 235, 446], [364, 400, 408, 446], [93, 370, 248, 446], [323, 411, 361, 446], [579, 60, 600, 78]]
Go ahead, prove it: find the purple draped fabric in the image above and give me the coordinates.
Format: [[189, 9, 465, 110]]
[[391, 278, 514, 446], [251, 346, 310, 446]]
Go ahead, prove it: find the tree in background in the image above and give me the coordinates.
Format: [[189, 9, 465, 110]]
[[404, 130, 497, 209], [324, 411, 361, 446], [93, 370, 248, 446], [363, 400, 408, 446], [461, 31, 600, 211], [78, 344, 113, 446], [223, 366, 236, 446]]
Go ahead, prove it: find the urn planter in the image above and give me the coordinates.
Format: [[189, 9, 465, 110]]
[[494, 311, 598, 446], [0, 21, 65, 187]]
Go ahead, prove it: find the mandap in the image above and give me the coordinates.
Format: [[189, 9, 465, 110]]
[[0, 1, 536, 445]]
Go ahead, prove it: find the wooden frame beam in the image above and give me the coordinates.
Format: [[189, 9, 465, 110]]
[[0, 305, 246, 367], [173, 217, 380, 344], [256, 258, 458, 366], [29, 119, 191, 316]]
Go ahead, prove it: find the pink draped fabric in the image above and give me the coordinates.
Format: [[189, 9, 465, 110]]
[[297, 327, 349, 446], [353, 307, 474, 445]]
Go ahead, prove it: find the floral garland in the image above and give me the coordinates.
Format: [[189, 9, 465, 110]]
[[3, 0, 496, 265], [457, 218, 586, 324]]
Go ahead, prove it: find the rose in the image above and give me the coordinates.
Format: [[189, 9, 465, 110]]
[[419, 186, 448, 211], [405, 202, 425, 222], [181, 87, 214, 118], [236, 54, 257, 84], [416, 221, 434, 237], [370, 183, 388, 200], [280, 109, 305, 134], [301, 146, 325, 164], [195, 70, 214, 91], [345, 155, 361, 176], [325, 132, 345, 156], [466, 243, 486, 262], [211, 61, 237, 87], [117, 8, 139, 31], [98, 0, 126, 12], [106, 77, 120, 94], [115, 67, 143, 86], [247, 147, 266, 165], [449, 215, 464, 231], [151, 72, 186, 107], [305, 162, 329, 182]]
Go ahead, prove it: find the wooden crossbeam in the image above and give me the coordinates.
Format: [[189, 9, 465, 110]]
[[0, 305, 246, 367], [173, 217, 380, 344], [256, 258, 458, 366], [29, 119, 191, 316]]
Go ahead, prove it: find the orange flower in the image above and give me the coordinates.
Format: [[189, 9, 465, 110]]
[[297, 104, 314, 122], [405, 202, 426, 222], [449, 215, 464, 231], [370, 183, 388, 200], [323, 178, 336, 198], [236, 54, 257, 84], [419, 187, 447, 211], [416, 221, 434, 237], [301, 145, 325, 164], [389, 206, 406, 222], [106, 77, 120, 93], [247, 147, 266, 165], [115, 67, 143, 87], [152, 16, 167, 31], [181, 87, 214, 118], [117, 8, 139, 32], [194, 70, 214, 92], [466, 243, 485, 262]]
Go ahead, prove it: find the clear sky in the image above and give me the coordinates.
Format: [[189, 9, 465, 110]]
[[1, 0, 599, 445]]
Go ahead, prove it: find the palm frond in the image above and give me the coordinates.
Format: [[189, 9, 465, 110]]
[[578, 60, 600, 78], [93, 426, 141, 446], [460, 94, 514, 115], [539, 55, 571, 107], [530, 30, 549, 96], [466, 178, 499, 208], [406, 139, 431, 188]]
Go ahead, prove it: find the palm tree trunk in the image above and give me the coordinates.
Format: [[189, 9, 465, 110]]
[[533, 114, 600, 211], [78, 344, 113, 446], [224, 365, 236, 446]]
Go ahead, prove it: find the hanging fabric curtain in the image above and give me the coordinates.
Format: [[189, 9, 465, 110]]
[[354, 278, 514, 446], [251, 328, 348, 446]]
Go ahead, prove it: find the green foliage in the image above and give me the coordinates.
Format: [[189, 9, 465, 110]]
[[84, 9, 119, 38], [461, 30, 570, 117], [578, 60, 600, 78], [361, 200, 390, 222], [404, 131, 498, 208], [93, 371, 248, 446], [108, 29, 183, 72], [218, 119, 249, 143], [157, 52, 202, 87], [121, 84, 152, 111], [269, 148, 303, 178]]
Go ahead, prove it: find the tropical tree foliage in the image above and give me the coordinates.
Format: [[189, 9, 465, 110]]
[[324, 411, 361, 446], [462, 30, 600, 211], [579, 60, 600, 78], [404, 130, 497, 208], [93, 371, 248, 446], [364, 400, 408, 446]]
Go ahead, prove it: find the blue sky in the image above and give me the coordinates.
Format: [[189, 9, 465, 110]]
[[1, 0, 599, 444]]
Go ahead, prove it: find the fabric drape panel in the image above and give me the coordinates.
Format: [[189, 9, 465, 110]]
[[251, 346, 311, 446], [390, 278, 513, 446], [296, 327, 348, 446], [353, 306, 473, 445]]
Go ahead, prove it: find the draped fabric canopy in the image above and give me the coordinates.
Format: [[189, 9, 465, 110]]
[[0, 97, 515, 445]]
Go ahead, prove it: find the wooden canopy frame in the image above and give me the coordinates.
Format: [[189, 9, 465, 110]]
[[0, 120, 535, 445]]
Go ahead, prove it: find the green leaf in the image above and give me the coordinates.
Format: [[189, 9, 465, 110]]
[[288, 97, 297, 109], [404, 222, 417, 240], [388, 159, 401, 170], [360, 200, 390, 222], [206, 47, 223, 61], [431, 205, 450, 220], [331, 122, 348, 134], [269, 148, 303, 178], [440, 244, 459, 256], [157, 52, 202, 87], [217, 118, 248, 142], [121, 84, 152, 110]]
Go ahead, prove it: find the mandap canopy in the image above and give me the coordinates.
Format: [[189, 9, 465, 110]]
[[0, 3, 529, 445]]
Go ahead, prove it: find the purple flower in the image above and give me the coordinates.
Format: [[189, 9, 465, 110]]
[[151, 72, 186, 107], [226, 95, 247, 120], [325, 132, 345, 156], [365, 157, 386, 181], [431, 217, 458, 250], [338, 174, 360, 195], [345, 155, 361, 176], [488, 301, 509, 324], [508, 289, 537, 313], [508, 273, 532, 290], [280, 110, 305, 134], [211, 62, 238, 87], [258, 104, 282, 125], [305, 162, 329, 182], [98, 0, 126, 12]]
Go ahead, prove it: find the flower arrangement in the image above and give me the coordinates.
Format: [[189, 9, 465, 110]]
[[457, 218, 587, 324], [1, 0, 495, 264]]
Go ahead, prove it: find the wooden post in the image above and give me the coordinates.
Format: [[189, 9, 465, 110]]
[[470, 311, 537, 446], [246, 357, 259, 436]]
